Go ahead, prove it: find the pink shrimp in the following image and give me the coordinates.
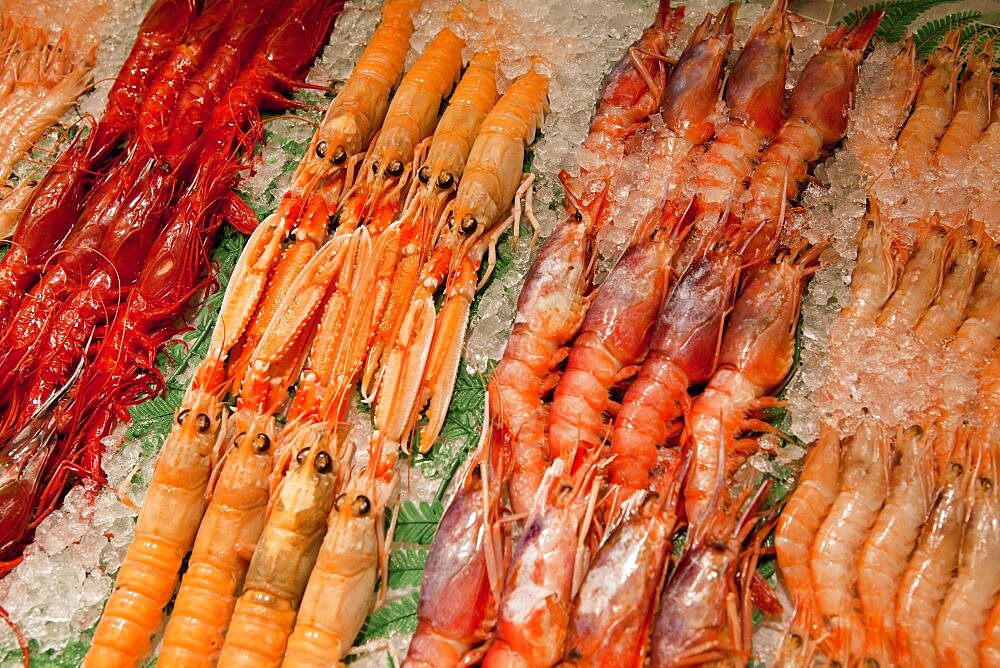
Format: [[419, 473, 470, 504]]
[[482, 456, 601, 667], [809, 419, 890, 663], [774, 423, 841, 639], [936, 441, 1000, 666], [563, 468, 683, 666], [935, 40, 994, 165], [684, 246, 818, 526], [895, 436, 970, 666], [895, 30, 960, 174], [855, 425, 935, 665], [609, 229, 741, 491], [951, 241, 1000, 363]]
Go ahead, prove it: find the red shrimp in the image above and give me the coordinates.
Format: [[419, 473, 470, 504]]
[[609, 230, 741, 491], [742, 11, 882, 259], [684, 245, 819, 526]]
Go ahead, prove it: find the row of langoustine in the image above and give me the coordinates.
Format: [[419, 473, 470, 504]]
[[776, 30, 1000, 668], [407, 1, 884, 665], [85, 0, 552, 663], [0, 0, 343, 580]]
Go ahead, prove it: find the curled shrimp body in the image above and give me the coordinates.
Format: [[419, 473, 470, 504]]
[[157, 416, 277, 668], [659, 4, 735, 146], [855, 426, 935, 665], [936, 443, 1000, 666], [482, 457, 601, 668], [84, 390, 222, 667], [283, 468, 381, 667], [742, 13, 880, 258], [295, 0, 419, 198], [404, 422, 507, 667], [547, 225, 680, 462], [610, 235, 741, 491], [809, 420, 890, 663], [217, 427, 339, 668], [774, 424, 840, 637], [563, 481, 681, 666], [684, 248, 817, 526], [896, 31, 959, 175], [935, 42, 993, 165], [338, 27, 465, 232], [895, 443, 969, 666]]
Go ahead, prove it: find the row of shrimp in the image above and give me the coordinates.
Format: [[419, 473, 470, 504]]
[[0, 0, 344, 584], [774, 26, 1000, 667], [0, 11, 97, 238], [86, 0, 559, 663], [407, 2, 885, 665]]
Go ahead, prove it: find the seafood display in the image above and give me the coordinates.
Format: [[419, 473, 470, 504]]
[[0, 0, 997, 666]]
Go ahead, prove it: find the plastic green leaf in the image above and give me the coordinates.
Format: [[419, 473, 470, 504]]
[[842, 0, 960, 43], [913, 11, 983, 58]]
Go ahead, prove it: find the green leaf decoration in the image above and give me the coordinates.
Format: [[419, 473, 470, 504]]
[[913, 11, 984, 58], [387, 548, 428, 589], [355, 592, 420, 645], [842, 0, 960, 43], [392, 500, 444, 545]]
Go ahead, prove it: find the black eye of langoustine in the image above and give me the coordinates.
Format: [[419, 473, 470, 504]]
[[314, 451, 332, 473], [296, 447, 311, 465], [176, 409, 190, 425], [436, 171, 454, 190], [334, 493, 347, 511], [353, 495, 371, 516], [417, 165, 431, 184], [315, 140, 327, 159], [371, 160, 380, 174], [386, 160, 404, 177], [460, 214, 477, 234], [195, 413, 211, 433], [253, 433, 270, 454], [331, 146, 347, 164]]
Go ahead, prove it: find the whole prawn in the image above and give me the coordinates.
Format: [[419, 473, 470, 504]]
[[854, 425, 934, 665], [774, 423, 840, 641], [482, 455, 602, 667], [684, 246, 818, 526], [935, 40, 993, 166]]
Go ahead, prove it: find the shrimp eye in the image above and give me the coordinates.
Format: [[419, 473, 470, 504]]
[[331, 146, 347, 164], [252, 433, 270, 454], [234, 431, 247, 446], [949, 462, 964, 477], [573, 211, 583, 222], [980, 476, 994, 492], [353, 495, 371, 516], [861, 658, 880, 667], [640, 491, 660, 515], [436, 171, 454, 190], [159, 160, 172, 174], [176, 409, 190, 425], [710, 539, 727, 552], [296, 447, 311, 465], [334, 493, 347, 511], [787, 633, 803, 649], [314, 451, 332, 473], [460, 214, 477, 233], [830, 661, 844, 668], [417, 165, 432, 183], [968, 238, 979, 249], [371, 160, 380, 174], [386, 160, 404, 177], [195, 413, 211, 433], [315, 140, 327, 158]]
